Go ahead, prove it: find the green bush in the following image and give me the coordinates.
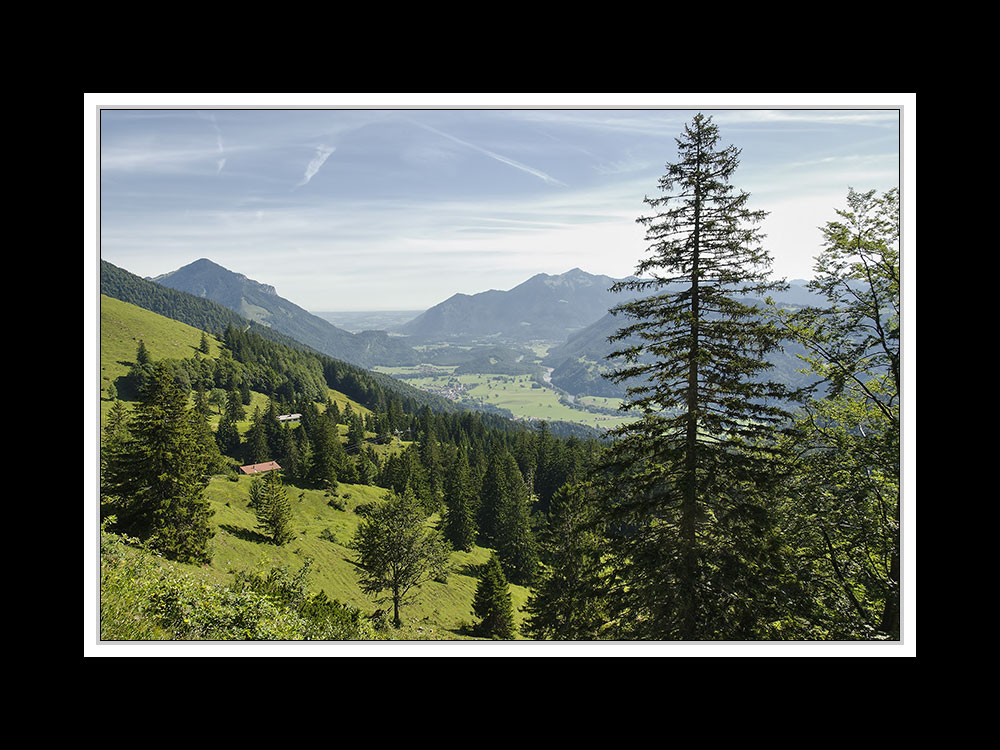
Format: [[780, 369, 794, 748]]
[[100, 522, 375, 641]]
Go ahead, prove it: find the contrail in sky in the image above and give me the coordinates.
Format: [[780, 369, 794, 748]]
[[209, 114, 226, 174], [413, 120, 566, 187]]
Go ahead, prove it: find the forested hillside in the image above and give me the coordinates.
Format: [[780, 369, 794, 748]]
[[101, 260, 455, 417], [98, 293, 601, 639]]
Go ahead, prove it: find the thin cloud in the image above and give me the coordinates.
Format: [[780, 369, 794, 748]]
[[298, 145, 336, 186], [413, 121, 566, 187], [209, 114, 226, 174]]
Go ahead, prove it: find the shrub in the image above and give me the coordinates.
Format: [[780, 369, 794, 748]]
[[100, 524, 375, 641]]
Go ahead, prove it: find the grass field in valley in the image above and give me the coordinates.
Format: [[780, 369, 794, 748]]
[[375, 368, 636, 432]]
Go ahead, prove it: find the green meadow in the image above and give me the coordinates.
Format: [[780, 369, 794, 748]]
[[396, 371, 636, 432]]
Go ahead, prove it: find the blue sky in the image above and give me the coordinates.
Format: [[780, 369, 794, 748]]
[[94, 95, 906, 312]]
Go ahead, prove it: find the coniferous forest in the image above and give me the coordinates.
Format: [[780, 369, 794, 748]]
[[93, 111, 906, 648]]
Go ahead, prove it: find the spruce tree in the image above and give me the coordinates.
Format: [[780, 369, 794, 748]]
[[472, 552, 516, 639], [418, 409, 444, 510], [250, 470, 294, 545], [477, 450, 510, 547], [479, 450, 538, 586], [135, 339, 151, 367], [215, 412, 242, 459], [523, 482, 607, 640], [493, 454, 539, 587], [224, 387, 245, 423], [443, 449, 478, 551], [599, 113, 796, 640], [244, 406, 270, 464], [102, 362, 214, 563]]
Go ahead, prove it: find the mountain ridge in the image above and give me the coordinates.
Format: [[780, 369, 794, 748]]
[[151, 258, 420, 369], [397, 268, 635, 342]]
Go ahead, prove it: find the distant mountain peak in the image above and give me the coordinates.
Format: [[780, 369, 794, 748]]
[[151, 258, 418, 368], [399, 267, 629, 342]]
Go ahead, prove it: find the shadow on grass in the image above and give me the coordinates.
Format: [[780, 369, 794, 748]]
[[455, 562, 484, 578], [219, 523, 272, 545]]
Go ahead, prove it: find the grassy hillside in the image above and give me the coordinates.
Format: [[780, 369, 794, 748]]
[[100, 295, 370, 428], [100, 294, 217, 422], [176, 476, 532, 639], [98, 294, 533, 640]]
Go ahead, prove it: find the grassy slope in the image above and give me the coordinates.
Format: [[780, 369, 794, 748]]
[[99, 294, 221, 424], [98, 294, 533, 640], [197, 476, 531, 639]]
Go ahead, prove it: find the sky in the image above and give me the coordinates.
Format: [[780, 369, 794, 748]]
[[92, 94, 908, 312]]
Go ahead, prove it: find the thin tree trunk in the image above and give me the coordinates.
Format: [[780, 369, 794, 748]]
[[680, 138, 703, 641], [393, 584, 401, 629]]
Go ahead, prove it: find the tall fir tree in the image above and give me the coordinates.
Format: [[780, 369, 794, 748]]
[[479, 450, 538, 586], [418, 407, 444, 511], [215, 412, 242, 459], [306, 412, 340, 492], [599, 113, 797, 640], [244, 406, 270, 464], [443, 449, 478, 552], [101, 362, 214, 563], [523, 482, 608, 640]]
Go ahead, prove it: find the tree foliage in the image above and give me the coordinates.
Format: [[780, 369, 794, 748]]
[[523, 482, 608, 640], [598, 113, 799, 640], [443, 449, 478, 552], [478, 450, 539, 586], [101, 522, 375, 641], [101, 362, 215, 564], [775, 187, 901, 639], [472, 552, 517, 640], [351, 488, 451, 628], [249, 470, 295, 545]]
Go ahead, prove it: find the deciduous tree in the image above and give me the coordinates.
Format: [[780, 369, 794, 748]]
[[351, 488, 451, 629], [776, 187, 901, 639]]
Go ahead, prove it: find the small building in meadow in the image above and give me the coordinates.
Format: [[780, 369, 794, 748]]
[[240, 461, 282, 475], [278, 413, 302, 424]]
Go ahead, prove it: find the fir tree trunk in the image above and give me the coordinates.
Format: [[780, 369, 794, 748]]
[[681, 148, 702, 641]]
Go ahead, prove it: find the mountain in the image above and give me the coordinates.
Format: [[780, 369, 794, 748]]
[[151, 258, 419, 369], [543, 281, 826, 398], [397, 268, 634, 343], [100, 259, 458, 414]]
